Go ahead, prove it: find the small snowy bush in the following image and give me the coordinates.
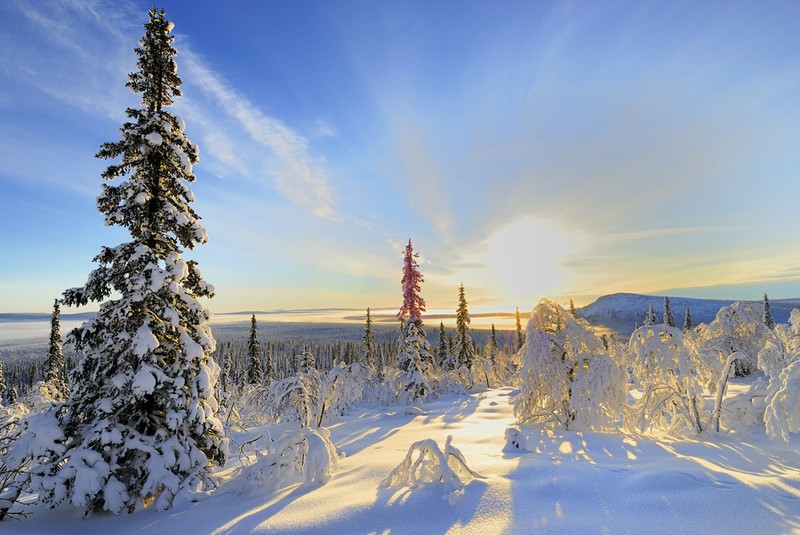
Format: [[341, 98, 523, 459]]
[[240, 427, 341, 493], [381, 435, 484, 504]]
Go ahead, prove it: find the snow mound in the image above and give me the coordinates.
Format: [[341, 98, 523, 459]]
[[381, 435, 485, 504]]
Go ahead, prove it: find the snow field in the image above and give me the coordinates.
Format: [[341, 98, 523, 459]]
[[7, 386, 800, 534]]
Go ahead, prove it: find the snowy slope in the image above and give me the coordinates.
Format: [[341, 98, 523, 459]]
[[579, 293, 800, 337], [7, 386, 800, 534]]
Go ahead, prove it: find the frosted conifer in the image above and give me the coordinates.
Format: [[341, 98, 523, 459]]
[[764, 293, 775, 330], [663, 297, 675, 327], [515, 307, 524, 351], [683, 307, 693, 332], [395, 240, 431, 401], [363, 308, 376, 370], [454, 283, 474, 369], [397, 240, 426, 325], [488, 323, 499, 366], [644, 304, 658, 326], [569, 299, 578, 318], [437, 322, 448, 368], [6, 373, 17, 405], [247, 314, 264, 385], [49, 8, 224, 514], [45, 299, 68, 400], [0, 362, 6, 405]]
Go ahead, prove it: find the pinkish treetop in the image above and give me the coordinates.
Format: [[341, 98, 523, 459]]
[[397, 239, 426, 323]]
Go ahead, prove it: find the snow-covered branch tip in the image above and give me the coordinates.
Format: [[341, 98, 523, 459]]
[[381, 435, 485, 505]]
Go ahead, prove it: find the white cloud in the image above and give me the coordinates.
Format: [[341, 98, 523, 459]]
[[179, 50, 338, 220]]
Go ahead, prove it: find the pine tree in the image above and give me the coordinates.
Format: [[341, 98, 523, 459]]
[[247, 314, 264, 384], [569, 299, 578, 318], [6, 373, 17, 405], [395, 240, 431, 401], [217, 342, 233, 393], [683, 307, 693, 333], [436, 322, 448, 368], [45, 299, 69, 399], [663, 296, 675, 327], [488, 323, 499, 365], [763, 293, 775, 330], [363, 307, 376, 370], [515, 306, 524, 351], [296, 346, 316, 373], [50, 8, 224, 514], [264, 345, 274, 382], [454, 283, 474, 369], [397, 240, 426, 326], [643, 303, 658, 326], [0, 361, 6, 406]]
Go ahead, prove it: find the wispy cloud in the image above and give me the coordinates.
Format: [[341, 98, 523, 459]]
[[179, 50, 338, 220]]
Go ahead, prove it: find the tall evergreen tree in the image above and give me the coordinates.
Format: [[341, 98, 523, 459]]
[[6, 372, 17, 405], [0, 361, 6, 406], [643, 303, 658, 326], [218, 343, 232, 394], [683, 307, 693, 333], [436, 321, 448, 368], [363, 307, 376, 370], [763, 293, 775, 330], [395, 240, 431, 400], [454, 283, 474, 369], [264, 345, 274, 382], [488, 323, 499, 365], [515, 306, 524, 351], [397, 239, 426, 326], [247, 314, 264, 384], [50, 8, 224, 514], [663, 296, 675, 327], [45, 299, 68, 399]]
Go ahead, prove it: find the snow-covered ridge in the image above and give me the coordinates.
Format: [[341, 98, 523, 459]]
[[579, 292, 800, 336]]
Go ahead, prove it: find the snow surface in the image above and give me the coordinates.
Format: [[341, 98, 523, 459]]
[[6, 386, 800, 534]]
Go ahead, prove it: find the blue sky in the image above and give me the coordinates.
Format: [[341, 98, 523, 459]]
[[1, 0, 799, 315]]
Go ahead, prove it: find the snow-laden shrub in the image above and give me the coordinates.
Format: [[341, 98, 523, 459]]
[[1, 405, 64, 520], [695, 301, 772, 376], [759, 309, 800, 441], [240, 427, 341, 493], [626, 325, 713, 434], [381, 435, 484, 504], [503, 426, 527, 453], [513, 300, 625, 431], [765, 359, 800, 441]]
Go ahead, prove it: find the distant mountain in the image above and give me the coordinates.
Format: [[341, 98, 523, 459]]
[[578, 293, 800, 337]]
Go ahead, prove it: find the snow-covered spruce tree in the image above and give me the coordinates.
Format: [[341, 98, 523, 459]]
[[393, 240, 432, 403], [48, 9, 224, 514], [513, 300, 625, 431], [247, 314, 264, 385], [763, 293, 775, 330], [0, 363, 6, 406], [643, 303, 658, 326], [683, 306, 693, 333], [363, 308, 376, 371], [436, 322, 448, 368], [515, 306, 524, 351], [45, 299, 68, 400], [453, 283, 474, 371], [663, 296, 675, 328]]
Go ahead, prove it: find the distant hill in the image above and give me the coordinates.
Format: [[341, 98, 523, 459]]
[[578, 293, 800, 337]]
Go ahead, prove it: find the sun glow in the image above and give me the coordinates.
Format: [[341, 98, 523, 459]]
[[459, 215, 587, 308]]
